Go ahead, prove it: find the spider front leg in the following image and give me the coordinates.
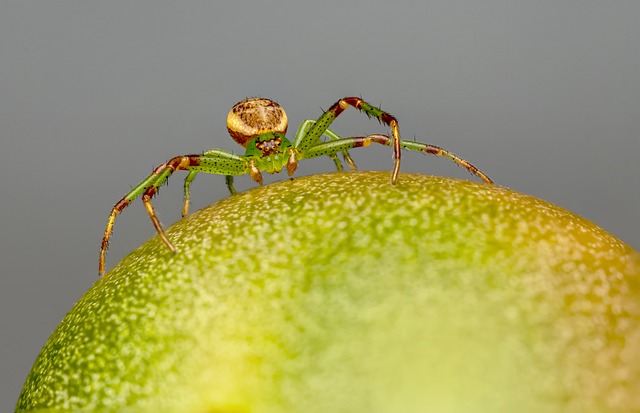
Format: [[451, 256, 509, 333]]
[[181, 150, 242, 217], [100, 150, 248, 276], [301, 134, 493, 184], [294, 97, 402, 183]]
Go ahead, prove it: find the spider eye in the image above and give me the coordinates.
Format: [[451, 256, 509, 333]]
[[227, 98, 288, 147]]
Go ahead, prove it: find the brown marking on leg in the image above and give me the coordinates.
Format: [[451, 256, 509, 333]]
[[325, 101, 347, 118], [340, 97, 400, 124], [341, 97, 363, 109], [421, 144, 494, 184], [153, 155, 199, 174], [99, 198, 132, 276], [350, 134, 393, 148], [99, 154, 204, 275], [333, 97, 402, 184], [142, 191, 176, 253], [352, 139, 371, 148], [349, 135, 494, 184], [150, 155, 201, 176], [368, 134, 393, 145]]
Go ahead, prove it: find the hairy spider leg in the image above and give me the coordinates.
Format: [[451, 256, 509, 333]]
[[182, 171, 238, 217], [300, 134, 493, 184], [100, 151, 248, 276], [181, 147, 244, 216], [294, 97, 402, 184], [180, 125, 355, 217], [294, 120, 357, 171], [400, 140, 493, 184], [182, 170, 198, 217]]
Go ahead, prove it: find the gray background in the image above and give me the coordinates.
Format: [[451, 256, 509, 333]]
[[1, 1, 638, 409]]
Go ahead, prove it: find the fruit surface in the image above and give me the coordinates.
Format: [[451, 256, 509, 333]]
[[16, 172, 640, 412]]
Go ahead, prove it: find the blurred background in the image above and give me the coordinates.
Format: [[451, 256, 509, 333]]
[[1, 1, 638, 409]]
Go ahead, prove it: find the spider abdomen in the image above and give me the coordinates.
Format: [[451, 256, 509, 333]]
[[227, 98, 288, 147]]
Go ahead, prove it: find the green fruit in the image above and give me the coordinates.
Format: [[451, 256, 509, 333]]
[[16, 172, 640, 413]]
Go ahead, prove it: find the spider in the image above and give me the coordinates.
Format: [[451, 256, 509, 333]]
[[99, 96, 493, 275]]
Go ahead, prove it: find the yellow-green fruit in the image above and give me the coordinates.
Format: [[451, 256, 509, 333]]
[[16, 172, 640, 413]]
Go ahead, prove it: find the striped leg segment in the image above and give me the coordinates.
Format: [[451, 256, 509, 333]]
[[181, 149, 246, 217], [401, 141, 493, 184], [100, 155, 198, 275], [100, 198, 132, 276], [294, 98, 401, 183], [301, 134, 493, 184], [100, 152, 248, 276]]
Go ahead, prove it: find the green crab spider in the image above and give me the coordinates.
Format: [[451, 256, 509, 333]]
[[99, 96, 493, 275]]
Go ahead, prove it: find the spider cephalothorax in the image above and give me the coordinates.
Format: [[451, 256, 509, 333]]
[[99, 96, 494, 275], [245, 132, 297, 180]]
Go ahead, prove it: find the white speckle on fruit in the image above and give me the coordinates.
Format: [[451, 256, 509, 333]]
[[18, 172, 640, 413]]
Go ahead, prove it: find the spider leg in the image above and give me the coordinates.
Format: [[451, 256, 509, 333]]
[[294, 98, 401, 183], [182, 173, 237, 217], [142, 185, 175, 255], [101, 155, 199, 275], [181, 148, 244, 216], [100, 151, 248, 276], [294, 120, 357, 170], [225, 175, 237, 195], [182, 170, 198, 217], [401, 140, 493, 184], [300, 134, 393, 161], [321, 126, 358, 170], [300, 135, 493, 184]]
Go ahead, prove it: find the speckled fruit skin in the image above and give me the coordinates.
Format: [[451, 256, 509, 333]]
[[17, 172, 640, 413]]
